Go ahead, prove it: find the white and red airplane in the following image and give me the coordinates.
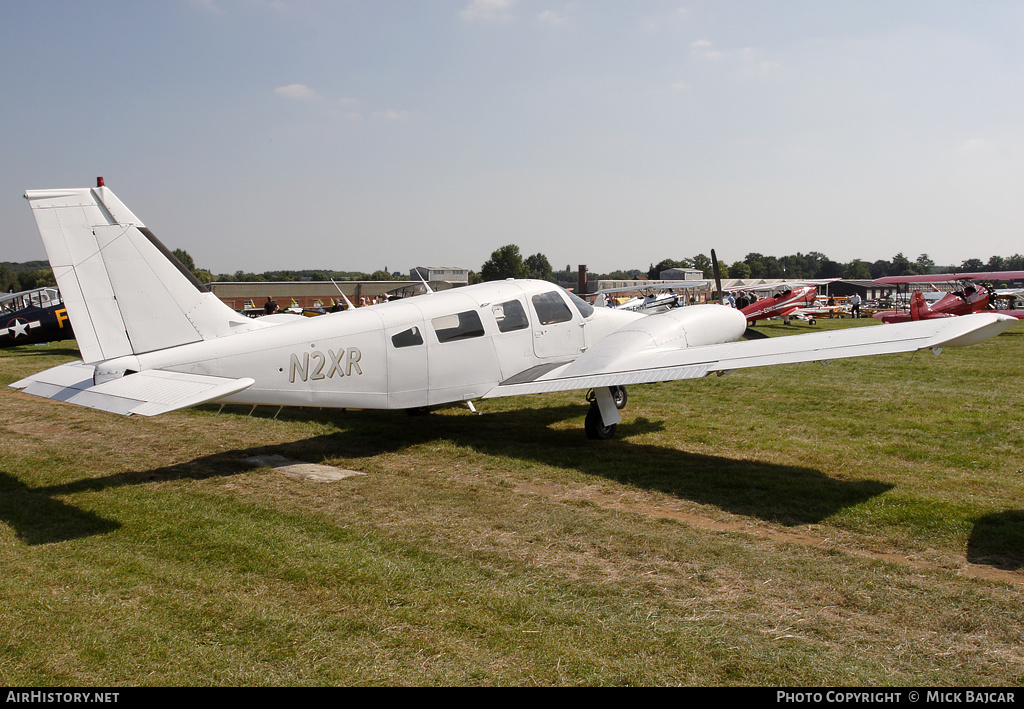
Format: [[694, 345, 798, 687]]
[[872, 273, 1024, 323], [733, 280, 839, 326], [10, 182, 1017, 440]]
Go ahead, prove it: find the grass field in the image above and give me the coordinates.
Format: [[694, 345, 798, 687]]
[[1, 317, 1022, 686]]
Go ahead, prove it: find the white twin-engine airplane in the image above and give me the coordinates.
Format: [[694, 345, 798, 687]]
[[11, 183, 1018, 439]]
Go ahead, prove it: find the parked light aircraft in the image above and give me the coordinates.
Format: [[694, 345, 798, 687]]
[[0, 286, 75, 348], [873, 273, 1024, 323], [10, 183, 1018, 440], [593, 281, 708, 314], [734, 281, 838, 326]]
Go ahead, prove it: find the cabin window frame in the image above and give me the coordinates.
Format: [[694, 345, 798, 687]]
[[531, 291, 574, 325], [492, 299, 530, 333], [431, 310, 486, 343]]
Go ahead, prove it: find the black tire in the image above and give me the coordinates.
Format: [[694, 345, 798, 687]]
[[405, 406, 431, 416], [585, 405, 617, 440]]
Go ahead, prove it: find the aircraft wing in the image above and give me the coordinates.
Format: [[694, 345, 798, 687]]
[[875, 271, 1024, 284], [726, 278, 838, 293], [596, 281, 709, 295], [10, 361, 254, 416], [483, 313, 1016, 398]]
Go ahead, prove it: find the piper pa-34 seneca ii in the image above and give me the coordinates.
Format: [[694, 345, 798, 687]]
[[11, 182, 1019, 439]]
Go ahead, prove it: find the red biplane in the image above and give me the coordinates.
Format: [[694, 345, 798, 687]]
[[873, 272, 1024, 323], [734, 280, 838, 326]]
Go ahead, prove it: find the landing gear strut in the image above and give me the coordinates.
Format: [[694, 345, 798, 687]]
[[584, 386, 626, 440]]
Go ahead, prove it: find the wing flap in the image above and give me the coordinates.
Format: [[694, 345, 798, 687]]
[[11, 362, 254, 416], [484, 313, 1016, 398]]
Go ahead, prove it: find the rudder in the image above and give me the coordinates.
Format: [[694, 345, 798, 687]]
[[24, 183, 249, 363]]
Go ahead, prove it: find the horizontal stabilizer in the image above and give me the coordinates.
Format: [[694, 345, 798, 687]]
[[11, 362, 254, 416], [484, 312, 1017, 398]]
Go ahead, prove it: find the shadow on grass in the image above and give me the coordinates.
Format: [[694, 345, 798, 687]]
[[0, 401, 893, 544], [223, 402, 892, 527], [0, 471, 121, 545], [0, 448, 248, 545], [967, 511, 1024, 571]]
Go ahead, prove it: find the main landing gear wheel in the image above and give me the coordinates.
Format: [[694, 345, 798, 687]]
[[587, 386, 628, 410], [611, 385, 627, 409], [585, 404, 616, 440]]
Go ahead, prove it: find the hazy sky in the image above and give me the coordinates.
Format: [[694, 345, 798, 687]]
[[2, 1, 1022, 275]]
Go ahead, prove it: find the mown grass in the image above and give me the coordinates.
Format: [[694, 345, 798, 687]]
[[0, 318, 1022, 686]]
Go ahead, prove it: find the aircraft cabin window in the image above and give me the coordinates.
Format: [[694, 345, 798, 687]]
[[531, 291, 573, 325], [432, 310, 485, 343], [391, 326, 424, 348], [565, 290, 594, 319], [492, 299, 529, 333]]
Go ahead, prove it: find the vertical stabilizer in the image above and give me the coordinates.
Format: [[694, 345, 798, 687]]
[[910, 291, 931, 321], [24, 185, 249, 363]]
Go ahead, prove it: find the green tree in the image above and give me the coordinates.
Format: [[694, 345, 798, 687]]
[[0, 265, 19, 293], [481, 244, 528, 281], [691, 254, 713, 278], [172, 248, 196, 272], [891, 253, 913, 276], [819, 259, 844, 279], [729, 261, 751, 279], [844, 259, 871, 280], [525, 253, 554, 281], [987, 256, 1006, 271]]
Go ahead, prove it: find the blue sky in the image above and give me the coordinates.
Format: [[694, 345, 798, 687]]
[[2, 1, 1023, 275]]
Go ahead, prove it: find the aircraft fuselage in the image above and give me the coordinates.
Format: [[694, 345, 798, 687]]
[[96, 280, 642, 411], [740, 286, 817, 323]]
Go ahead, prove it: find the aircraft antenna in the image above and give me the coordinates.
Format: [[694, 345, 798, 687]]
[[329, 279, 356, 310]]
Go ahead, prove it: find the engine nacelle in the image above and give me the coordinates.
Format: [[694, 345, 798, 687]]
[[565, 305, 747, 375], [620, 304, 748, 348]]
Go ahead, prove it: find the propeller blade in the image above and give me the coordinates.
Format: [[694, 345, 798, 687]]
[[710, 249, 723, 301]]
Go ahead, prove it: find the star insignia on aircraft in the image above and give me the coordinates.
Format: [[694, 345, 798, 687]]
[[3, 318, 39, 339]]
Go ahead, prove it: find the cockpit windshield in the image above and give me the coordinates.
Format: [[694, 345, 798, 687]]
[[564, 289, 594, 319]]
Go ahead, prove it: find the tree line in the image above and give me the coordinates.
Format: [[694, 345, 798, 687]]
[[5, 247, 1022, 295], [0, 261, 56, 293], [479, 246, 1024, 283]]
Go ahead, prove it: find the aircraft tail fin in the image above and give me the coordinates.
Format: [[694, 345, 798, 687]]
[[23, 183, 251, 363], [910, 291, 931, 321]]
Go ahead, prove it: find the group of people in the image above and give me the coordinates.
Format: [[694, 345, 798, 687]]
[[722, 292, 759, 309], [263, 294, 393, 316]]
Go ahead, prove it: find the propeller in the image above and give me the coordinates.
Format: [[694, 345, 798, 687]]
[[710, 249, 723, 303], [711, 248, 764, 339]]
